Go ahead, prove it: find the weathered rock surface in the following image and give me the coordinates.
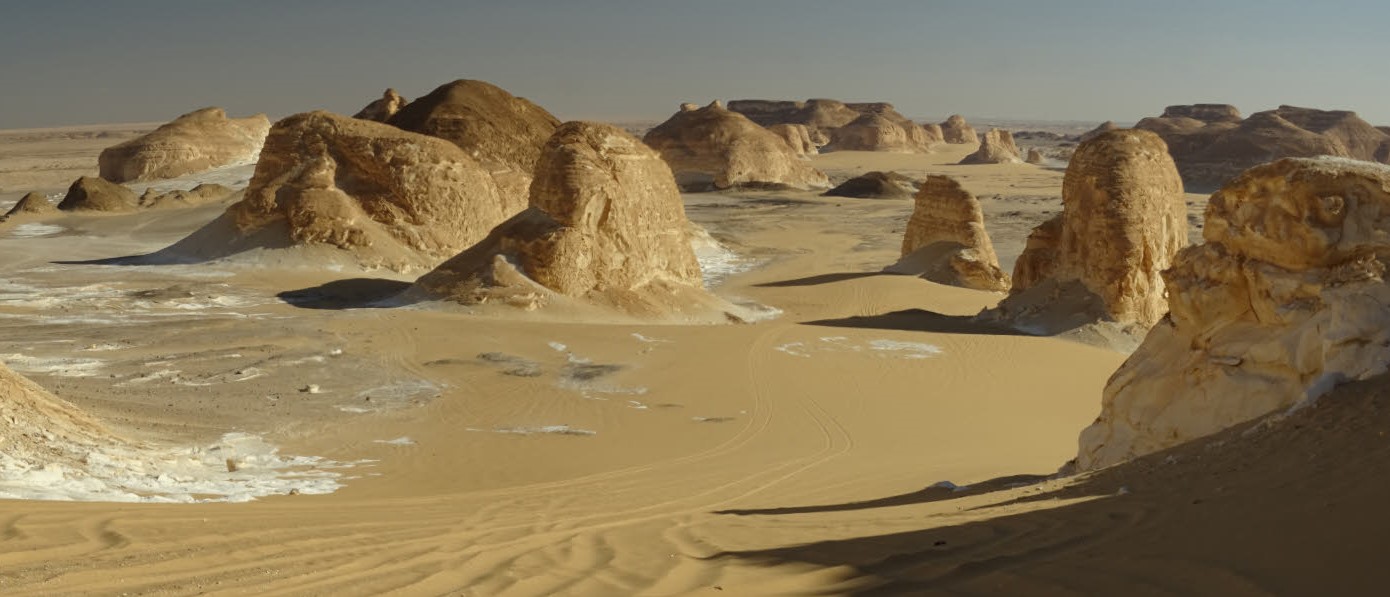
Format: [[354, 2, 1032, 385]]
[[1, 192, 57, 222], [189, 111, 524, 271], [353, 88, 408, 122], [57, 176, 140, 212], [986, 129, 1186, 334], [1136, 104, 1390, 188], [887, 175, 1010, 291], [727, 98, 925, 149], [1076, 157, 1390, 470], [1026, 148, 1045, 164], [387, 79, 560, 178], [822, 171, 915, 199], [643, 102, 829, 190], [1080, 121, 1120, 142], [939, 115, 978, 144], [414, 121, 731, 319], [138, 183, 235, 209], [827, 113, 932, 153], [98, 108, 270, 183], [767, 123, 818, 156], [922, 123, 945, 144], [959, 128, 1021, 164], [0, 363, 122, 485]]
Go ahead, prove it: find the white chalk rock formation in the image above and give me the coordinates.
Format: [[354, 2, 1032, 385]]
[[888, 175, 1010, 291]]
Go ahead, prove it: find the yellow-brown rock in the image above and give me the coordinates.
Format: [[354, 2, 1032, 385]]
[[643, 103, 829, 190], [939, 114, 977, 144], [98, 108, 269, 183], [353, 88, 408, 122], [1077, 157, 1390, 470], [1026, 148, 1045, 164], [56, 176, 140, 212], [387, 79, 560, 176], [887, 175, 1009, 291], [767, 123, 817, 156], [827, 113, 932, 153], [959, 128, 1022, 164], [1, 192, 57, 222]]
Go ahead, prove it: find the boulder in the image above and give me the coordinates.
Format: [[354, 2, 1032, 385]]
[[822, 171, 915, 199], [353, 88, 408, 122], [413, 121, 732, 319], [1076, 158, 1390, 470], [189, 111, 524, 271], [98, 107, 270, 183], [959, 128, 1022, 164], [939, 115, 977, 144], [56, 176, 140, 212], [767, 123, 818, 156], [887, 175, 1010, 291], [642, 102, 829, 190], [986, 129, 1186, 334]]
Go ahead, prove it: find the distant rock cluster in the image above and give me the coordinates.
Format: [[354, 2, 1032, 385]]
[[726, 99, 962, 154], [643, 102, 829, 191]]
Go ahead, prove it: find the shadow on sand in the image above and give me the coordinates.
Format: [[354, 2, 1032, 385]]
[[805, 308, 1033, 337], [754, 272, 891, 287], [276, 278, 412, 310]]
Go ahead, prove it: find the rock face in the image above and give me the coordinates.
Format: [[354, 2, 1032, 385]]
[[822, 171, 915, 199], [939, 115, 978, 144], [216, 111, 523, 271], [887, 175, 1010, 291], [387, 79, 560, 179], [353, 88, 408, 122], [989, 129, 1186, 333], [138, 183, 235, 209], [98, 108, 270, 183], [57, 176, 140, 212], [642, 102, 829, 190], [0, 363, 120, 484], [414, 121, 727, 318], [727, 98, 924, 149], [827, 113, 933, 153], [1026, 148, 1045, 164], [959, 128, 1022, 164], [767, 123, 818, 156], [1076, 158, 1390, 470], [1, 192, 57, 221], [1136, 104, 1390, 188], [921, 123, 945, 144], [1080, 121, 1120, 142]]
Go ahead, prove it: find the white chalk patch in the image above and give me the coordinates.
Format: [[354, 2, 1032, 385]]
[[0, 353, 105, 377], [373, 437, 416, 446], [548, 341, 568, 352], [466, 425, 597, 436], [8, 223, 65, 238], [867, 339, 943, 359], [774, 342, 811, 357], [631, 332, 672, 344]]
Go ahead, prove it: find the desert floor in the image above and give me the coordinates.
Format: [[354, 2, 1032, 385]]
[[1, 130, 1381, 596]]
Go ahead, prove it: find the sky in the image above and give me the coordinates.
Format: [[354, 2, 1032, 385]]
[[2, 0, 1389, 129]]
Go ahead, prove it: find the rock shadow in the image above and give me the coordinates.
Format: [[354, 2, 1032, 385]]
[[277, 278, 412, 310], [805, 308, 1033, 337]]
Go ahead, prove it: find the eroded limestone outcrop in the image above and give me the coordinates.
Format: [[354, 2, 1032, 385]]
[[887, 175, 1009, 291]]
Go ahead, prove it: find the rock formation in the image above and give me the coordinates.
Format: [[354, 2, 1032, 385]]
[[1076, 158, 1390, 470], [986, 129, 1186, 334], [1, 192, 57, 222], [98, 108, 270, 183], [0, 362, 121, 485], [414, 121, 732, 319], [822, 171, 916, 199], [726, 98, 922, 147], [138, 183, 235, 209], [959, 129, 1022, 164], [939, 115, 978, 144], [642, 102, 829, 190], [1080, 121, 1120, 142], [171, 111, 523, 271], [1026, 148, 1045, 164], [827, 113, 933, 153], [921, 123, 945, 144], [767, 123, 818, 156], [386, 79, 560, 184], [887, 175, 1010, 291], [1136, 104, 1390, 188], [353, 88, 408, 122], [56, 176, 140, 212]]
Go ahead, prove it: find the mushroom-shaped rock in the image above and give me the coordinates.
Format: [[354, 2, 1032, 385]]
[[826, 113, 932, 153], [642, 103, 829, 191], [985, 129, 1187, 334], [413, 122, 734, 320], [959, 129, 1022, 164], [767, 123, 818, 156], [57, 176, 140, 212], [353, 88, 409, 122], [886, 175, 1010, 291], [1, 192, 57, 222], [1076, 158, 1390, 470], [387, 79, 560, 178], [164, 111, 524, 271], [939, 115, 977, 144], [98, 108, 270, 183], [822, 171, 915, 199]]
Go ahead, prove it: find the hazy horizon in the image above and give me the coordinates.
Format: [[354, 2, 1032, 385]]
[[4, 0, 1389, 129]]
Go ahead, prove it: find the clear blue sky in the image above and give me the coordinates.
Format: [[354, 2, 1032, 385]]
[[2, 0, 1388, 128]]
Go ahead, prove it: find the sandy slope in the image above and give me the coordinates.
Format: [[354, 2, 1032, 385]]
[[0, 134, 1367, 595]]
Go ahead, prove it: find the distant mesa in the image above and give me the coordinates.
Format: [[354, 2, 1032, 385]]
[[822, 171, 916, 199], [1077, 157, 1390, 469], [643, 102, 829, 191], [98, 107, 270, 183], [958, 128, 1022, 164], [412, 121, 742, 321], [886, 175, 1010, 292], [982, 129, 1186, 341], [352, 88, 409, 122], [1, 192, 57, 223], [938, 114, 978, 144], [766, 123, 818, 157], [57, 176, 140, 212], [157, 111, 525, 272], [1136, 104, 1390, 188], [1079, 120, 1120, 143], [727, 98, 935, 152]]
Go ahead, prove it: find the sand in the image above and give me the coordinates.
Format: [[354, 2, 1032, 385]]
[[0, 131, 1372, 595]]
